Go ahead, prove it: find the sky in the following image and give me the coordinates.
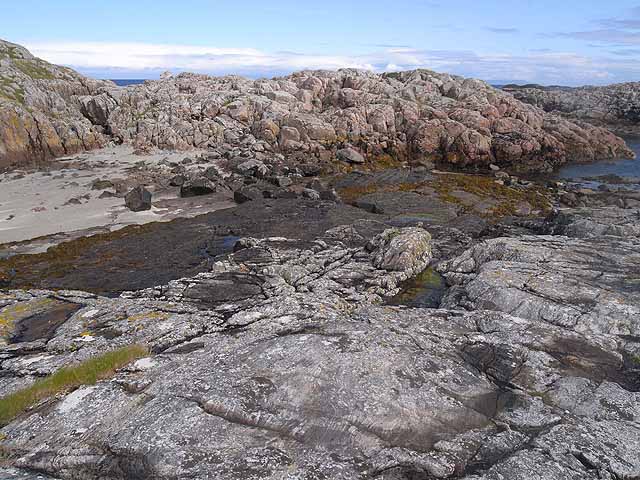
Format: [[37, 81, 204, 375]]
[[1, 0, 640, 85]]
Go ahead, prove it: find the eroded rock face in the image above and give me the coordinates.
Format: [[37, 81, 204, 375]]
[[505, 82, 640, 135], [438, 233, 640, 335], [1, 214, 639, 479], [98, 70, 633, 172], [1, 38, 635, 172], [0, 40, 110, 170]]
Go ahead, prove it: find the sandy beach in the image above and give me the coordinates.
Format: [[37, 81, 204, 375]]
[[0, 146, 235, 248]]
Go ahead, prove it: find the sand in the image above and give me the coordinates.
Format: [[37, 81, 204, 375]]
[[0, 146, 235, 248]]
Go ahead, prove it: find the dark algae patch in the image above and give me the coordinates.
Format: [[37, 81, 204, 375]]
[[0, 200, 382, 295], [0, 220, 238, 296], [10, 301, 81, 343]]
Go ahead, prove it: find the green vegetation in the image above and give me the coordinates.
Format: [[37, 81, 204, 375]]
[[0, 77, 25, 105], [336, 171, 552, 219], [13, 59, 54, 80], [0, 345, 149, 426]]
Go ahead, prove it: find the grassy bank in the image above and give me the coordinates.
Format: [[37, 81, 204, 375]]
[[0, 344, 148, 426]]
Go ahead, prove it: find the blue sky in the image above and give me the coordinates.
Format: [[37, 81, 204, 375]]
[[1, 0, 640, 85]]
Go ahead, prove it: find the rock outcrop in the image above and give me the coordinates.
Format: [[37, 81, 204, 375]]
[[0, 211, 639, 479], [0, 40, 111, 170], [505, 82, 640, 135], [96, 70, 633, 172], [0, 39, 635, 173]]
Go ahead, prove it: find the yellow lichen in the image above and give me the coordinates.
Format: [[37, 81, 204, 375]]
[[0, 298, 55, 340], [127, 311, 170, 323]]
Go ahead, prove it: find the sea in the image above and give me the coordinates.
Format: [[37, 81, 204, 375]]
[[111, 79, 146, 86], [554, 135, 640, 190]]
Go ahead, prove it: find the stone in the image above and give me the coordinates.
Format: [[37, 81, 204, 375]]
[[98, 190, 117, 199], [301, 188, 320, 200], [233, 186, 263, 203], [169, 174, 186, 187], [506, 82, 640, 135], [235, 159, 269, 178], [267, 176, 293, 188], [319, 188, 342, 202], [124, 186, 152, 212], [0, 39, 635, 172], [337, 147, 366, 164], [369, 227, 432, 272], [180, 177, 216, 197], [1, 206, 640, 479]]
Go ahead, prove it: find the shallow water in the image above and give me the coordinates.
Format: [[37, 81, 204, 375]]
[[388, 267, 447, 308], [555, 135, 640, 189]]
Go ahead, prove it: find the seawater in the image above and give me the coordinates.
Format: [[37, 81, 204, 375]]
[[555, 136, 640, 188]]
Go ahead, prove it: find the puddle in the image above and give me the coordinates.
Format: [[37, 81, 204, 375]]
[[387, 267, 447, 308], [10, 301, 81, 343]]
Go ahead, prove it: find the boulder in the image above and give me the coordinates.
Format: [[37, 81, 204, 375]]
[[369, 227, 432, 273], [337, 147, 366, 164], [180, 177, 216, 197], [234, 159, 270, 178], [124, 186, 152, 212], [233, 186, 263, 203]]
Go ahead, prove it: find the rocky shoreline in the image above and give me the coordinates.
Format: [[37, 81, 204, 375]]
[[0, 39, 639, 480], [1, 39, 635, 174]]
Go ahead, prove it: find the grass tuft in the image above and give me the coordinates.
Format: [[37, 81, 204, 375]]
[[0, 344, 149, 426]]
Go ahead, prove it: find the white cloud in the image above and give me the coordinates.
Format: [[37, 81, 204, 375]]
[[23, 41, 640, 86], [25, 41, 375, 73]]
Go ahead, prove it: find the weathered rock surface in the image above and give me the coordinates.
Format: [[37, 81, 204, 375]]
[[0, 204, 639, 479], [95, 70, 633, 172], [439, 233, 640, 337], [505, 82, 640, 135], [1, 39, 635, 173], [0, 40, 110, 170]]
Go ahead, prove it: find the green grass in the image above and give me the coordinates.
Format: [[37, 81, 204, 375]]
[[0, 77, 25, 105], [12, 60, 54, 80], [0, 344, 149, 426]]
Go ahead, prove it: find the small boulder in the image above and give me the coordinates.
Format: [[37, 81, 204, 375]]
[[369, 227, 432, 273], [98, 190, 117, 199], [273, 188, 299, 199], [337, 148, 365, 164], [319, 188, 342, 203], [560, 192, 579, 207], [489, 164, 500, 172], [235, 159, 270, 178], [234, 186, 263, 203], [267, 176, 293, 188], [300, 163, 322, 177], [203, 166, 222, 181], [169, 174, 186, 187], [354, 199, 385, 214], [180, 178, 216, 197], [302, 188, 321, 200], [125, 186, 152, 212]]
